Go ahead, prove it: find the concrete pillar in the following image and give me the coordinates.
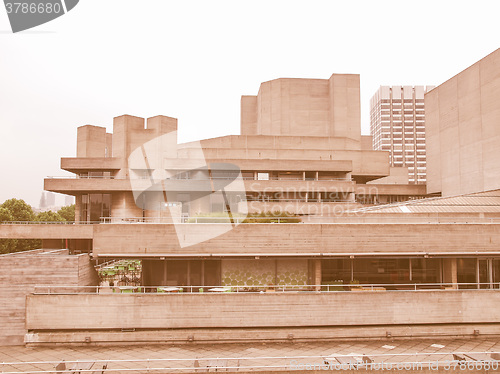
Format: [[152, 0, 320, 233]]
[[74, 194, 81, 223], [314, 260, 322, 291], [442, 258, 458, 289]]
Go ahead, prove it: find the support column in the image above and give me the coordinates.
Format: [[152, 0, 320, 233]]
[[74, 194, 81, 223], [442, 258, 458, 289], [314, 260, 321, 291]]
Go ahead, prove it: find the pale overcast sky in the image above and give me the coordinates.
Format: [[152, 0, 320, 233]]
[[0, 0, 498, 207]]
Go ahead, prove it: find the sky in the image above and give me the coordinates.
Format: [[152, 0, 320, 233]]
[[0, 0, 498, 207]]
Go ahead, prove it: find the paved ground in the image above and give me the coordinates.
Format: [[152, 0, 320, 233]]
[[1, 338, 500, 373]]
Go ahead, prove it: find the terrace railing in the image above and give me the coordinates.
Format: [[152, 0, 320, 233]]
[[32, 282, 500, 295], [46, 175, 353, 181]]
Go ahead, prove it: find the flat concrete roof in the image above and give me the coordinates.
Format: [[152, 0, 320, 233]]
[[1, 338, 500, 373]]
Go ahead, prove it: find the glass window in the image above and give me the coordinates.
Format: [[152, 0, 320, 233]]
[[411, 258, 440, 283], [80, 194, 112, 222], [457, 258, 477, 289], [353, 259, 410, 284]]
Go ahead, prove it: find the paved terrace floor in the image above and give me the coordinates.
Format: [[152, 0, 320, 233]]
[[1, 338, 500, 373]]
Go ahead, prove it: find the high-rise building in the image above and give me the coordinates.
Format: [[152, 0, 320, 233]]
[[39, 192, 47, 209], [64, 195, 75, 206], [45, 192, 56, 207], [370, 86, 434, 184]]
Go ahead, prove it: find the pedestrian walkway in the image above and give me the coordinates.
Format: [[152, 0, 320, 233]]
[[1, 338, 500, 373]]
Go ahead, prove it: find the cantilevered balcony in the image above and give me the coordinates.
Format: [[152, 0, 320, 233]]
[[61, 157, 122, 173]]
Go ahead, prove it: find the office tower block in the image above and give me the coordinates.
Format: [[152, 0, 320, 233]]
[[370, 86, 434, 184]]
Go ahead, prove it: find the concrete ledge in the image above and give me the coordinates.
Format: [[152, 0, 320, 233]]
[[25, 324, 500, 346], [92, 223, 500, 256]]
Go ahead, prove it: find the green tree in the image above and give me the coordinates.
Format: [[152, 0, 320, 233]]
[[1, 198, 35, 222], [57, 204, 75, 222], [0, 207, 13, 222], [0, 238, 18, 254], [0, 199, 40, 254], [36, 210, 65, 222]]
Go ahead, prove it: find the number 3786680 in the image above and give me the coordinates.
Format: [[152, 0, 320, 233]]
[[5, 2, 62, 14]]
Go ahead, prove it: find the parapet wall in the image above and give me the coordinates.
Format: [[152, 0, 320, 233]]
[[25, 290, 500, 345]]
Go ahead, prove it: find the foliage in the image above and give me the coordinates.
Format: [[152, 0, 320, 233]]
[[57, 204, 75, 222], [0, 198, 40, 254], [0, 207, 13, 222], [0, 239, 18, 254], [36, 210, 65, 222], [0, 198, 35, 222]]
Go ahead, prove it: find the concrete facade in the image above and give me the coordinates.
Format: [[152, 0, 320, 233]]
[[426, 48, 500, 196], [3, 63, 500, 346], [241, 75, 361, 141], [25, 290, 500, 344], [42, 75, 433, 224], [0, 250, 98, 345]]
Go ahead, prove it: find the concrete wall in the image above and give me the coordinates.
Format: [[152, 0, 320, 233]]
[[77, 125, 106, 158], [241, 75, 361, 142], [0, 251, 99, 345], [92, 223, 500, 257], [426, 48, 500, 196], [329, 74, 361, 142], [240, 95, 257, 135], [367, 167, 409, 185], [196, 134, 362, 151], [0, 224, 93, 239], [25, 291, 500, 344]]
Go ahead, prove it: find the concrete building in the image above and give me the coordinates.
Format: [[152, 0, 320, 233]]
[[370, 85, 435, 184], [1, 63, 500, 347], [47, 74, 427, 227], [425, 48, 500, 197]]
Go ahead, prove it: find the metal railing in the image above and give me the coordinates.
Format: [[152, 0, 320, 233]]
[[0, 220, 99, 225], [2, 215, 500, 225], [100, 216, 300, 224], [98, 215, 500, 224], [46, 175, 353, 182], [1, 351, 499, 373], [32, 282, 500, 295]]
